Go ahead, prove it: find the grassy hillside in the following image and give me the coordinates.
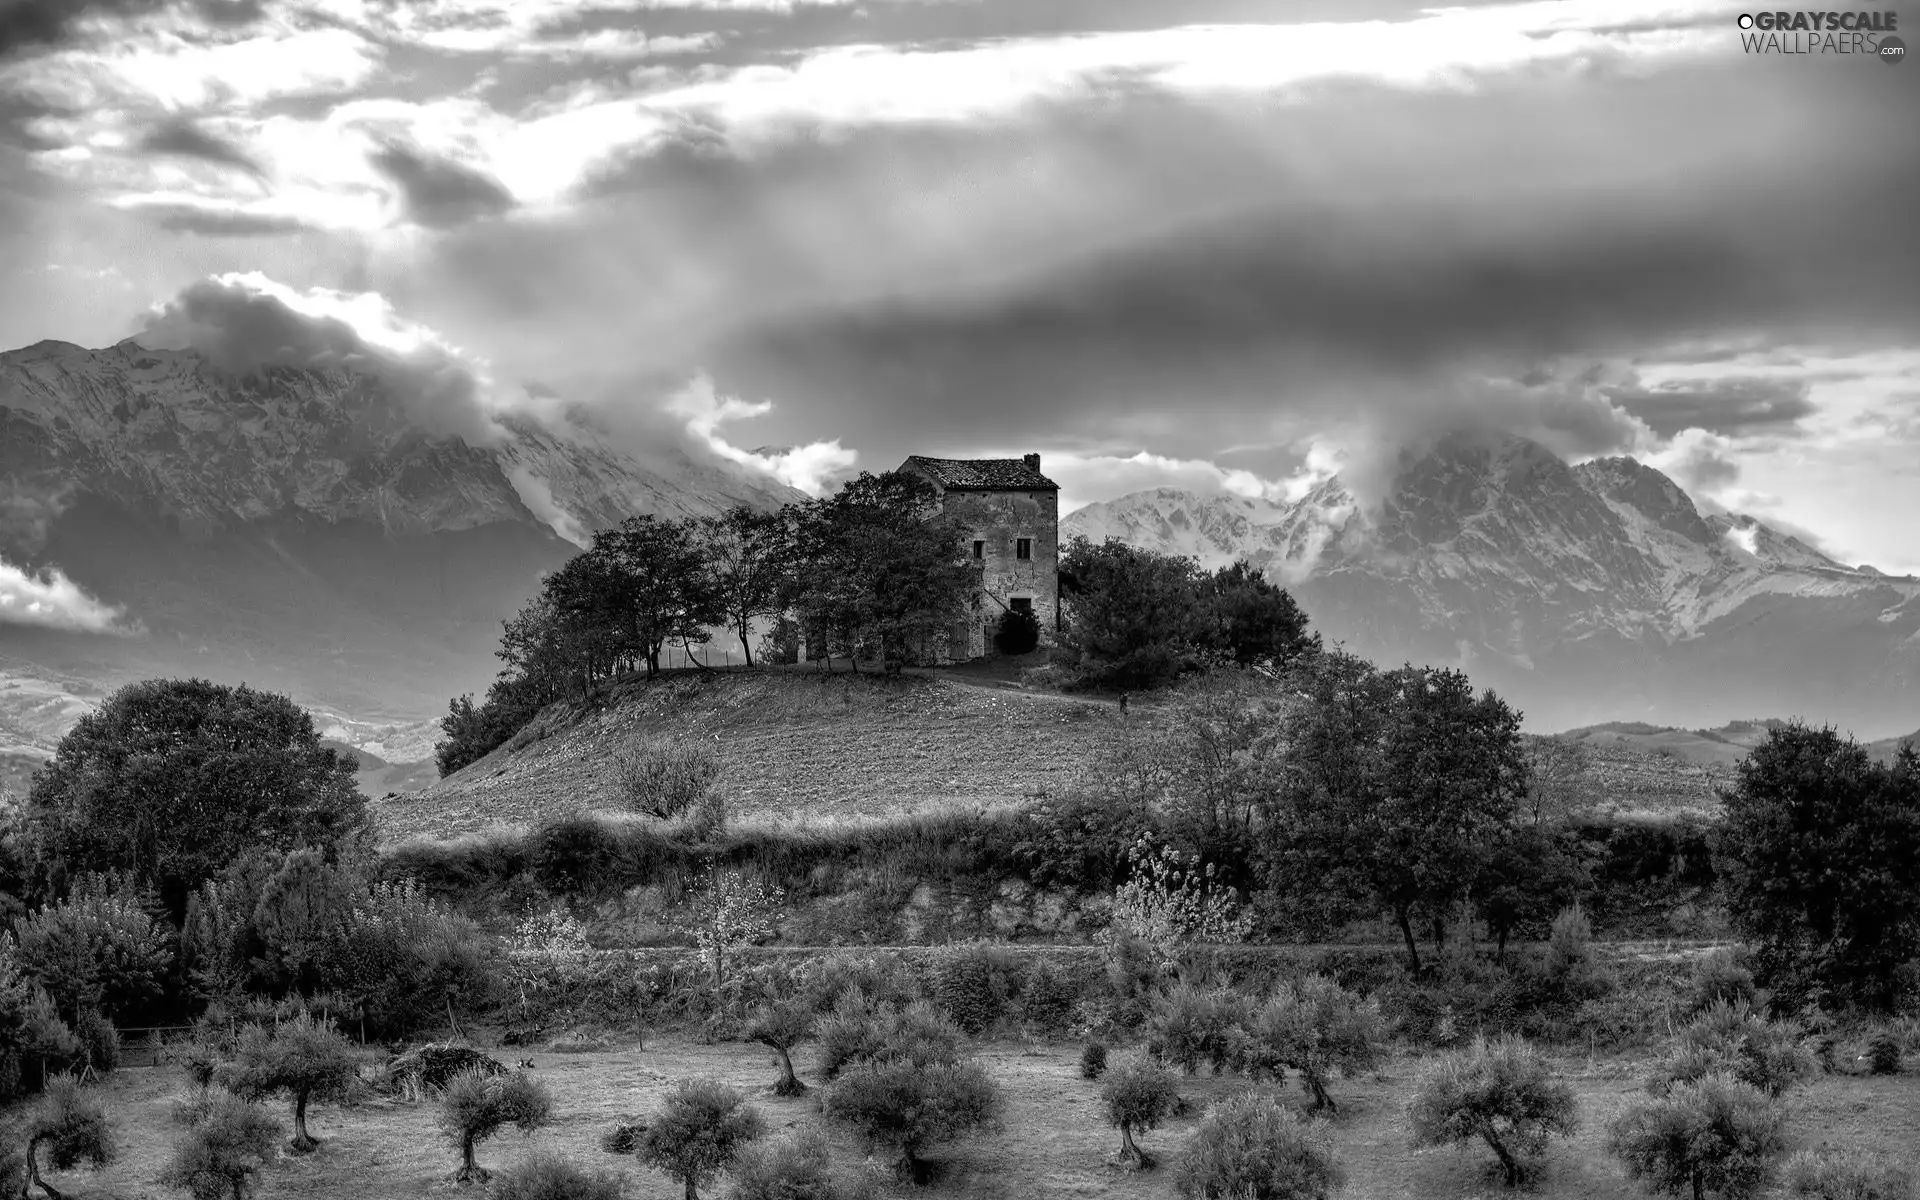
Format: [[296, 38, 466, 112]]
[[379, 668, 1729, 842], [383, 669, 1143, 840]]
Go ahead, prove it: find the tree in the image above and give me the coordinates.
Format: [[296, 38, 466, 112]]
[[584, 515, 723, 679], [1242, 976, 1386, 1114], [22, 679, 370, 918], [1198, 560, 1320, 673], [1270, 657, 1528, 973], [1475, 825, 1587, 962], [19, 1074, 115, 1200], [160, 1089, 282, 1200], [1522, 735, 1593, 825], [613, 738, 722, 821], [1717, 726, 1920, 1009], [744, 998, 815, 1097], [635, 1079, 766, 1200], [1408, 1036, 1578, 1187], [438, 1067, 553, 1183], [699, 507, 795, 669], [823, 1058, 999, 1184], [1057, 536, 1210, 688], [1172, 1091, 1343, 1200], [1607, 1074, 1788, 1200], [670, 866, 783, 992], [1099, 1056, 1179, 1168], [250, 848, 352, 995], [994, 607, 1041, 656], [221, 1013, 359, 1153], [815, 994, 965, 1082], [0, 935, 81, 1105]]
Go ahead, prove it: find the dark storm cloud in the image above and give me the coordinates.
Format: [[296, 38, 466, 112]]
[[0, 0, 260, 58], [1606, 378, 1818, 439], [135, 118, 264, 178], [368, 142, 515, 229], [139, 275, 501, 443]]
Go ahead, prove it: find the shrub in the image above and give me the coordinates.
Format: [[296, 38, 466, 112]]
[[1408, 1036, 1579, 1187], [823, 1058, 1000, 1184], [744, 998, 816, 1096], [19, 1074, 116, 1198], [1543, 903, 1613, 1002], [160, 1089, 283, 1200], [1688, 949, 1761, 1016], [614, 737, 723, 820], [995, 608, 1041, 656], [1099, 1056, 1179, 1168], [221, 1013, 360, 1152], [728, 1126, 878, 1200], [320, 879, 494, 1039], [601, 1120, 645, 1156], [1243, 976, 1386, 1114], [1781, 1149, 1917, 1200], [1607, 1074, 1787, 1200], [1080, 1041, 1108, 1080], [1146, 983, 1248, 1077], [928, 942, 1015, 1036], [1652, 1002, 1816, 1099], [1015, 956, 1079, 1036], [634, 1079, 765, 1200], [1866, 1034, 1901, 1076], [438, 1068, 553, 1183], [73, 1008, 120, 1075], [816, 994, 963, 1081], [12, 873, 174, 1024], [1172, 1091, 1343, 1200], [490, 1150, 627, 1200]]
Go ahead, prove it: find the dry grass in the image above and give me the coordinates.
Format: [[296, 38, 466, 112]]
[[380, 671, 1148, 840], [44, 1037, 1919, 1199]]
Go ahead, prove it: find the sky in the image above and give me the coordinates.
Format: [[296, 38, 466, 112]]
[[2, 0, 1918, 573]]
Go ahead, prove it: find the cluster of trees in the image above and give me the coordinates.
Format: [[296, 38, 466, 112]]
[[437, 471, 980, 775], [1056, 539, 1321, 688]]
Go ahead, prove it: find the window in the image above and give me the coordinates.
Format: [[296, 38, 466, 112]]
[[1010, 597, 1032, 613], [972, 540, 985, 559], [1016, 538, 1032, 560]]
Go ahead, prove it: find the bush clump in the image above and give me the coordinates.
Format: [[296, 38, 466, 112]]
[[1146, 984, 1248, 1077], [160, 1089, 283, 1200], [1781, 1148, 1917, 1200], [1865, 1034, 1902, 1076], [614, 738, 722, 821], [19, 1075, 116, 1199], [1080, 1041, 1108, 1080], [490, 1150, 628, 1200], [1172, 1091, 1343, 1200], [1652, 1002, 1817, 1099], [1607, 1073, 1787, 1200], [815, 994, 962, 1081], [727, 1126, 879, 1200], [1242, 976, 1386, 1114], [928, 943, 1015, 1036], [1687, 949, 1761, 1016], [825, 1057, 1000, 1185], [1408, 1035, 1578, 1187]]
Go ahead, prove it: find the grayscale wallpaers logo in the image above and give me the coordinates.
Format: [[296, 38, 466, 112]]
[[1736, 10, 1904, 58]]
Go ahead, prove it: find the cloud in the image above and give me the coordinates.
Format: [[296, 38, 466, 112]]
[[367, 141, 516, 228], [137, 271, 506, 443], [664, 372, 855, 495], [0, 0, 260, 60], [0, 557, 137, 634], [134, 116, 263, 177], [135, 202, 314, 236], [503, 464, 591, 547], [1605, 376, 1816, 439], [1645, 427, 1743, 496]]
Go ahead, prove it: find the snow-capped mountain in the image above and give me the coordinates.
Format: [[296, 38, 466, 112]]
[[1065, 432, 1920, 735], [0, 337, 803, 762]]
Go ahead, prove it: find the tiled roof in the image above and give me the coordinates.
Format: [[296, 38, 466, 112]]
[[903, 456, 1059, 491]]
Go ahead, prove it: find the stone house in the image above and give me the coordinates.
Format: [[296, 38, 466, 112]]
[[898, 453, 1060, 662]]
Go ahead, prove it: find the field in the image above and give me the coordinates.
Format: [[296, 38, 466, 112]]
[[384, 670, 1725, 841], [53, 1034, 1920, 1199]]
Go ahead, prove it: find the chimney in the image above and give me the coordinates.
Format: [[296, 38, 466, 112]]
[[1023, 452, 1041, 473]]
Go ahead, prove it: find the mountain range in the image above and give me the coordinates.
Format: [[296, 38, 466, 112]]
[[0, 337, 803, 785], [1064, 432, 1920, 738]]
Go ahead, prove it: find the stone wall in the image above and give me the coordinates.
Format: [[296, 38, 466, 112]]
[[937, 487, 1060, 659]]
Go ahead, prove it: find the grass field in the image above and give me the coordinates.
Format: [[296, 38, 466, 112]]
[[383, 669, 1725, 842], [49, 1034, 1920, 1199]]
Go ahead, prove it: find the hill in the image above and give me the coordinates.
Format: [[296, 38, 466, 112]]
[[384, 668, 1723, 841], [1556, 718, 1918, 768]]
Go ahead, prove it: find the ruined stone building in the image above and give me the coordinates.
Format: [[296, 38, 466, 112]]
[[898, 453, 1060, 661]]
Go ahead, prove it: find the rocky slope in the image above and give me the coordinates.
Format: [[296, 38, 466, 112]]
[[1065, 432, 1920, 735], [0, 337, 803, 763]]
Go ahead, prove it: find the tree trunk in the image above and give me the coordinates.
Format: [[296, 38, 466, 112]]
[[26, 1134, 67, 1200], [773, 1045, 806, 1096], [1692, 1170, 1705, 1200], [684, 1178, 700, 1200], [457, 1136, 488, 1184], [1308, 1074, 1336, 1114], [738, 622, 754, 669], [1495, 925, 1509, 965], [1118, 1122, 1155, 1168], [1397, 908, 1423, 975], [291, 1089, 316, 1152], [1481, 1129, 1520, 1187]]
